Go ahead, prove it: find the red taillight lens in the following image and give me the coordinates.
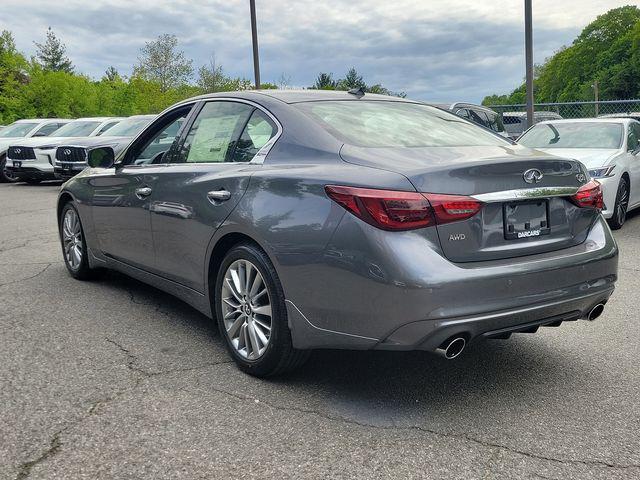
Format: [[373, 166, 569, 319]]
[[570, 180, 603, 210], [325, 186, 483, 231], [424, 194, 484, 223], [325, 185, 434, 230]]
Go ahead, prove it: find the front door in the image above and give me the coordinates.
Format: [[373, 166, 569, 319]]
[[91, 107, 193, 271], [149, 100, 280, 292]]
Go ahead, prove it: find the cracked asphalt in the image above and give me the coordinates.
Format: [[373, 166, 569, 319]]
[[1, 181, 639, 480]]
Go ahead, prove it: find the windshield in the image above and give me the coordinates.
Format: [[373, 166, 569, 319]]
[[52, 121, 101, 137], [519, 122, 623, 149], [0, 122, 38, 138], [295, 101, 509, 148], [102, 117, 153, 137]]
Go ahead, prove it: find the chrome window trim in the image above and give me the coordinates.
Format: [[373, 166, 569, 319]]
[[471, 186, 579, 203], [164, 97, 283, 167]]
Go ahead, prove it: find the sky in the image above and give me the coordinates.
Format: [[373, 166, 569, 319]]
[[2, 0, 636, 103]]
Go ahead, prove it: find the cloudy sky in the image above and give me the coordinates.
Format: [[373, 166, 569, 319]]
[[3, 0, 634, 102]]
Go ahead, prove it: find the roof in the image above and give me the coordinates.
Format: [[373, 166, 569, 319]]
[[535, 117, 633, 125], [184, 89, 411, 105], [14, 118, 72, 123]]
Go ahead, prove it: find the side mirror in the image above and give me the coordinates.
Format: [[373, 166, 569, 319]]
[[87, 146, 115, 168]]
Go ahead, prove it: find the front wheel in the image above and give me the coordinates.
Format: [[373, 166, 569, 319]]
[[608, 177, 629, 230], [0, 156, 18, 183], [59, 203, 102, 280], [214, 243, 310, 377]]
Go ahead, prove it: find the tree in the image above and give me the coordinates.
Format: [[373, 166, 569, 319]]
[[102, 66, 121, 82], [34, 27, 73, 73], [0, 30, 28, 123], [277, 72, 291, 89], [133, 34, 193, 91], [197, 56, 226, 93], [312, 72, 336, 90], [337, 67, 366, 90], [483, 6, 640, 104]]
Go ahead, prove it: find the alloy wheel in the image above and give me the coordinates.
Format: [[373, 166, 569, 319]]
[[616, 180, 629, 226], [62, 208, 83, 270], [221, 259, 272, 360]]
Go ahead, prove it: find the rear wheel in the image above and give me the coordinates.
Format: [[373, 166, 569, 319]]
[[608, 177, 629, 230], [214, 243, 310, 377], [0, 156, 18, 183]]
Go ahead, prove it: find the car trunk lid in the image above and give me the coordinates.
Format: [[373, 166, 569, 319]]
[[340, 144, 599, 262]]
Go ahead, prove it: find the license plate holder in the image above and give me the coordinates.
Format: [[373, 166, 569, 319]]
[[503, 200, 550, 240], [12, 161, 21, 168]]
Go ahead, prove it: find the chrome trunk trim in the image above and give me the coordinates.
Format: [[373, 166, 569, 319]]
[[471, 186, 579, 203]]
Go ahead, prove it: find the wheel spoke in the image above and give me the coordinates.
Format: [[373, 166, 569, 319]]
[[253, 321, 269, 345], [249, 273, 263, 297], [226, 314, 245, 338], [247, 321, 261, 358], [224, 277, 242, 302], [252, 304, 271, 317], [230, 268, 244, 297]]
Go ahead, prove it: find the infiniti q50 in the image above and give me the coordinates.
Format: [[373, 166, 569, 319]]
[[57, 90, 618, 377]]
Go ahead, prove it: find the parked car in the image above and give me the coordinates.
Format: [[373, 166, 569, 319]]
[[57, 90, 617, 377], [503, 111, 563, 140], [54, 115, 156, 180], [518, 118, 640, 229], [5, 117, 123, 184], [0, 118, 71, 182], [431, 102, 508, 137]]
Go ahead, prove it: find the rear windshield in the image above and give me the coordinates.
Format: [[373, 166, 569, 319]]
[[519, 122, 623, 149], [0, 122, 38, 137], [102, 117, 153, 137], [295, 101, 509, 148], [52, 121, 101, 137]]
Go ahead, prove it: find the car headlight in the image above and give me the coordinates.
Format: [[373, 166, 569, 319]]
[[588, 165, 616, 178]]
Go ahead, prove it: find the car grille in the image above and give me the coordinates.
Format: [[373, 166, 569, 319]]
[[8, 146, 36, 160], [55, 146, 87, 163]]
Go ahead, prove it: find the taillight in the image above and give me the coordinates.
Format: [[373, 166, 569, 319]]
[[570, 180, 603, 210], [325, 185, 483, 231]]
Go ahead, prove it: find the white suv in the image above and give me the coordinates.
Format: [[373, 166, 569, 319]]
[[6, 117, 123, 184], [0, 119, 71, 182]]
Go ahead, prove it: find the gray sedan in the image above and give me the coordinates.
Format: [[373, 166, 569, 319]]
[[56, 90, 618, 377]]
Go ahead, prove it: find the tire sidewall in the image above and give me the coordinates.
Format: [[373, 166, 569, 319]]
[[214, 244, 288, 375], [0, 156, 18, 183], [609, 177, 628, 230]]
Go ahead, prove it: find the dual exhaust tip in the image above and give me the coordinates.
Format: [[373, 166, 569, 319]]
[[434, 303, 605, 360]]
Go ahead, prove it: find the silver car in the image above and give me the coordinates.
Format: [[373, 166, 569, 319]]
[[57, 90, 618, 377]]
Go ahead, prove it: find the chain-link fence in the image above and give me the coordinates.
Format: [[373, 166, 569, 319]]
[[487, 99, 640, 119]]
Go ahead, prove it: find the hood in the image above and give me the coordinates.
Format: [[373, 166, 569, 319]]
[[57, 135, 133, 149], [8, 136, 75, 149], [532, 148, 621, 169], [0, 138, 24, 152]]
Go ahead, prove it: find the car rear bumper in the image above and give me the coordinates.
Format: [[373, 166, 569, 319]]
[[282, 215, 618, 351]]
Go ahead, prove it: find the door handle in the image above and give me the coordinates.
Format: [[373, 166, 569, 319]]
[[207, 190, 232, 203], [135, 186, 153, 198]]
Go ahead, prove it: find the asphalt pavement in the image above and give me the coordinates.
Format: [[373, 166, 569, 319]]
[[1, 181, 639, 479]]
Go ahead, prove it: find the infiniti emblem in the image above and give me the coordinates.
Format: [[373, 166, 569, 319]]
[[523, 168, 543, 184], [15, 148, 21, 154], [64, 149, 72, 155]]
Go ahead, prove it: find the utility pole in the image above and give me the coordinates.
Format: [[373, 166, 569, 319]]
[[249, 0, 261, 89], [593, 80, 599, 116], [524, 0, 534, 127]]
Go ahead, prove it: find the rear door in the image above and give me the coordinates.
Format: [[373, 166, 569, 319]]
[[626, 122, 640, 206], [149, 100, 280, 292]]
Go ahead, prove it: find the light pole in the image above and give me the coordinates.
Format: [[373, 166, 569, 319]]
[[249, 0, 261, 89], [524, 0, 534, 126]]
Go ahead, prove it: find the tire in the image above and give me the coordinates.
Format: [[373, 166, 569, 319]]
[[59, 202, 102, 280], [608, 177, 629, 230], [0, 156, 18, 183], [214, 242, 310, 377]]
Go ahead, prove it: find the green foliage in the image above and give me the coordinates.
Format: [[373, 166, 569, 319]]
[[34, 27, 73, 73], [133, 34, 194, 92], [483, 6, 640, 105], [310, 67, 403, 96]]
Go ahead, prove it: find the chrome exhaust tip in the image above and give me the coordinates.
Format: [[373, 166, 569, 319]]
[[587, 303, 605, 321], [435, 337, 466, 360]]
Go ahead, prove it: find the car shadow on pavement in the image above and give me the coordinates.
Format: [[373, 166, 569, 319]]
[[96, 269, 586, 420]]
